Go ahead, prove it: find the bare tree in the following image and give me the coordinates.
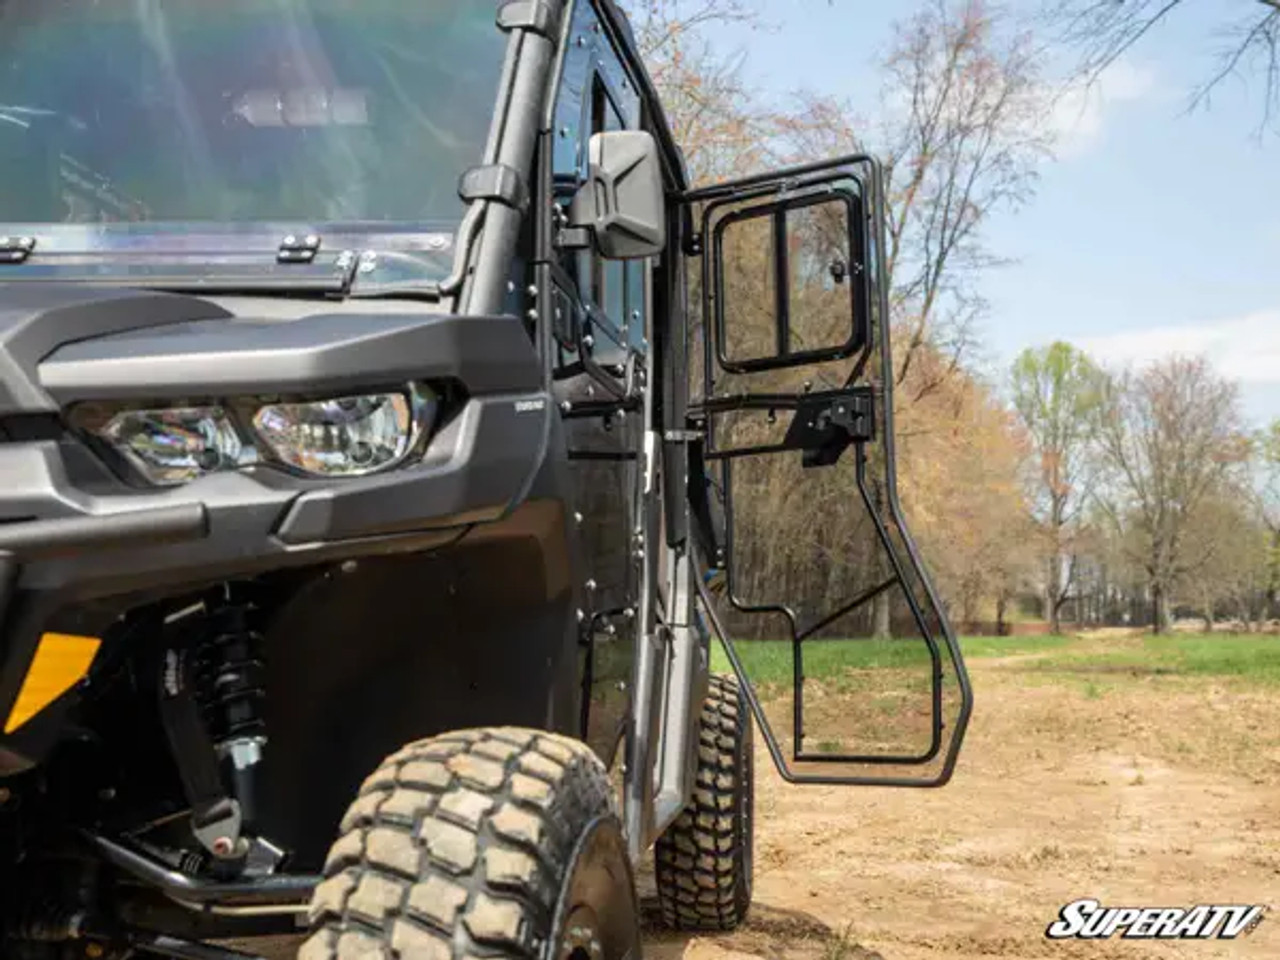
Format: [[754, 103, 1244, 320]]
[[1096, 356, 1248, 633], [622, 0, 774, 184], [876, 0, 1052, 398], [1010, 342, 1105, 634], [1046, 0, 1280, 133]]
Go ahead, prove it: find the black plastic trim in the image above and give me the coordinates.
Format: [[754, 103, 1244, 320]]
[[0, 504, 207, 560], [0, 285, 233, 415], [497, 0, 559, 37], [459, 164, 531, 215], [38, 312, 540, 405]]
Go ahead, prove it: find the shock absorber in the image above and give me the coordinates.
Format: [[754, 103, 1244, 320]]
[[194, 595, 267, 834]]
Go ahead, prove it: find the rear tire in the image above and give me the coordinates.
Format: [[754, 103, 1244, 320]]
[[301, 727, 640, 960], [653, 673, 754, 931]]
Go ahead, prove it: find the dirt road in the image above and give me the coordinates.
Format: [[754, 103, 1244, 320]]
[[643, 657, 1280, 960], [244, 653, 1280, 959]]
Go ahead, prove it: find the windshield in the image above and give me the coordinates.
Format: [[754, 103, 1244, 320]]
[[0, 0, 506, 274]]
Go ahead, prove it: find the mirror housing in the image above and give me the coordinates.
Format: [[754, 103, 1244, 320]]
[[570, 130, 666, 260]]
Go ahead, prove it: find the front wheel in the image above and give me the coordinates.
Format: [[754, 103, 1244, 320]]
[[301, 727, 640, 960]]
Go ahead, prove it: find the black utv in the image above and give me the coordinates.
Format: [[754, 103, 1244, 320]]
[[0, 2, 972, 959]]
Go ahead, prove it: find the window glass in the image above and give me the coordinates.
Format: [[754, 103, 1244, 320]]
[[0, 0, 505, 225]]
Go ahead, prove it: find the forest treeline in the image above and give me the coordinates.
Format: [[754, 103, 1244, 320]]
[[625, 0, 1277, 636]]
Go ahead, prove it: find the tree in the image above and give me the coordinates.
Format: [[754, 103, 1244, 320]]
[[1046, 0, 1280, 134], [1180, 491, 1270, 631], [1252, 419, 1280, 619], [1096, 356, 1248, 633], [1010, 342, 1105, 634], [771, 0, 1053, 401], [622, 0, 773, 184]]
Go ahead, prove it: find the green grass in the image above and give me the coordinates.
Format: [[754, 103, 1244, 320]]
[[707, 632, 1280, 689], [708, 633, 1071, 687], [1029, 633, 1280, 686]]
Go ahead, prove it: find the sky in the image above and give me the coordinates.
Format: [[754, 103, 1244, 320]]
[[702, 0, 1280, 425]]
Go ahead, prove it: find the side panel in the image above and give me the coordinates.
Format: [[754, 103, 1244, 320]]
[[257, 498, 579, 872], [547, 0, 648, 768]]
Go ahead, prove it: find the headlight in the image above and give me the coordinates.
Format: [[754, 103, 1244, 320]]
[[86, 383, 439, 485], [99, 405, 254, 487], [252, 385, 437, 477]]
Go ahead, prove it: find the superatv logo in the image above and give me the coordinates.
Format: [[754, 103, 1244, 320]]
[[1047, 899, 1268, 940]]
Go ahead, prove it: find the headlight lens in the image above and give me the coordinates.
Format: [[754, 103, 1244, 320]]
[[100, 406, 254, 487], [87, 384, 439, 485], [251, 385, 437, 477]]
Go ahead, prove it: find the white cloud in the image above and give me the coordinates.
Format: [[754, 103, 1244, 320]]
[[1048, 59, 1157, 156], [1075, 309, 1280, 384]]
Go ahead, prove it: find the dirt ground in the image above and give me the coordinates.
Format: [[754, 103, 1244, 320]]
[[245, 651, 1280, 959], [640, 654, 1280, 960]]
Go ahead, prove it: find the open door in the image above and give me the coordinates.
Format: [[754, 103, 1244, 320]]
[[682, 155, 972, 787]]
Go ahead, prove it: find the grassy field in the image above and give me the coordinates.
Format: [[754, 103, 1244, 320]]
[[710, 631, 1280, 689]]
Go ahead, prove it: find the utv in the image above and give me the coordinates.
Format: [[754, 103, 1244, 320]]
[[0, 1, 972, 958]]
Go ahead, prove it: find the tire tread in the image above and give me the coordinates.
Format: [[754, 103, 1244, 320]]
[[653, 674, 753, 931], [300, 727, 615, 960]]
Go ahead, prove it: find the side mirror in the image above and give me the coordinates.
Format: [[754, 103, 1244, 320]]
[[710, 181, 870, 373], [570, 130, 666, 260]]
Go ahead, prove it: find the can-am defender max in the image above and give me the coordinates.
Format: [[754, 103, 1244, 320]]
[[0, 2, 972, 958]]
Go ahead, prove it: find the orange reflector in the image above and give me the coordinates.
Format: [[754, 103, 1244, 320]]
[[4, 633, 101, 734]]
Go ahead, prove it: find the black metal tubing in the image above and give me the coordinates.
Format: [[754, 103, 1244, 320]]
[[858, 156, 973, 784], [84, 833, 318, 907], [794, 577, 896, 643], [707, 186, 867, 375], [0, 504, 208, 560], [691, 156, 973, 786], [772, 208, 790, 357], [695, 387, 873, 416], [713, 438, 943, 768], [123, 931, 269, 960], [698, 576, 946, 787], [791, 444, 942, 765]]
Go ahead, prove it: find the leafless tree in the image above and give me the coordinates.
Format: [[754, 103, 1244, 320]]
[[1046, 0, 1280, 133], [875, 0, 1053, 398], [1096, 356, 1249, 633]]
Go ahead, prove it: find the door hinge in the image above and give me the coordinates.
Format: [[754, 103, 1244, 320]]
[[783, 389, 875, 467], [0, 235, 36, 264]]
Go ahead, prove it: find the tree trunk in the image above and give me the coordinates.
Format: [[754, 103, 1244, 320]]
[[872, 588, 892, 639], [996, 595, 1008, 636], [1151, 581, 1170, 634], [1201, 589, 1214, 633], [1046, 555, 1062, 634]]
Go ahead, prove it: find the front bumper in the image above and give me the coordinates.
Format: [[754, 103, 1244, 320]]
[[0, 296, 554, 773]]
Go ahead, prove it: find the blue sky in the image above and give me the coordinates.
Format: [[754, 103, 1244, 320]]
[[703, 0, 1280, 425]]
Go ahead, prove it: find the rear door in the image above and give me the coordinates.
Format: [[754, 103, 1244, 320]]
[[682, 155, 972, 786]]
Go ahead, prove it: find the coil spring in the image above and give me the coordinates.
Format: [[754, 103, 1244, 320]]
[[177, 849, 207, 877], [193, 602, 266, 747]]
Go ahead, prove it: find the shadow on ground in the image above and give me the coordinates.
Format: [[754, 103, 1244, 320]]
[[639, 897, 887, 960]]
